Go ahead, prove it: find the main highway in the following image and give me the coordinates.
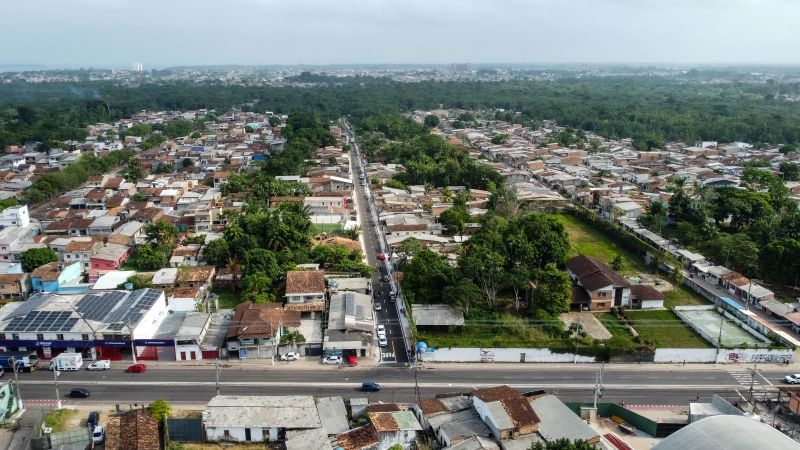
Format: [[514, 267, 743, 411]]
[[13, 363, 792, 406]]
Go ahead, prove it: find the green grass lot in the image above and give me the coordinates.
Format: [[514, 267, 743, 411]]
[[212, 289, 241, 309], [417, 312, 567, 349], [313, 223, 344, 234], [627, 310, 711, 348], [664, 285, 710, 308], [44, 409, 78, 432], [554, 213, 649, 275]]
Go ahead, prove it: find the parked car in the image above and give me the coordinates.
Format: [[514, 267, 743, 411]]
[[69, 388, 90, 398], [87, 360, 110, 371], [785, 374, 800, 384], [347, 355, 358, 367], [87, 411, 99, 429], [126, 363, 147, 373], [377, 324, 386, 336], [92, 425, 105, 444], [374, 302, 382, 311], [280, 352, 300, 362], [322, 355, 343, 365], [361, 381, 381, 392], [379, 337, 388, 347]]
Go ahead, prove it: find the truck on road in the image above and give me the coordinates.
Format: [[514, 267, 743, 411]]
[[48, 352, 83, 371], [0, 351, 39, 372]]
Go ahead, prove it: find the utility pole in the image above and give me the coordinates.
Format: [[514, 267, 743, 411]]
[[127, 320, 137, 364], [593, 365, 604, 409], [215, 360, 222, 396], [749, 362, 758, 403], [54, 369, 61, 409], [9, 356, 21, 405]]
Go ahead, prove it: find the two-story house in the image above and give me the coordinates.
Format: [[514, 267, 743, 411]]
[[284, 270, 325, 313], [471, 386, 540, 443], [30, 261, 83, 293], [224, 302, 301, 359], [0, 273, 30, 299], [565, 255, 631, 312], [64, 240, 103, 272]]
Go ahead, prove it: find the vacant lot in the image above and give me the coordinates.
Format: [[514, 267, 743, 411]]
[[212, 289, 241, 309], [555, 213, 648, 274], [626, 310, 712, 348]]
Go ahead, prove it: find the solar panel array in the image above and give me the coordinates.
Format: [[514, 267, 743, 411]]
[[75, 291, 126, 321], [5, 311, 78, 332], [7, 294, 51, 319], [105, 289, 161, 329]]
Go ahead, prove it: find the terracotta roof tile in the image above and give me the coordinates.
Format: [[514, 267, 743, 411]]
[[285, 270, 325, 295], [336, 424, 379, 450], [472, 385, 520, 403]]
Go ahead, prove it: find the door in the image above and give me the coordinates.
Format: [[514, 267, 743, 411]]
[[520, 353, 526, 363], [244, 428, 251, 441], [180, 352, 186, 361]]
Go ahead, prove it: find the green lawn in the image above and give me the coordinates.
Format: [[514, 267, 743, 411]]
[[417, 312, 567, 349], [626, 310, 711, 348], [313, 223, 344, 233], [212, 289, 241, 309], [597, 313, 637, 346], [554, 213, 648, 275], [664, 285, 710, 308], [44, 409, 78, 432]]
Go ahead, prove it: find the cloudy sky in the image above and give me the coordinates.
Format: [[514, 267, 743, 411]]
[[1, 0, 797, 67]]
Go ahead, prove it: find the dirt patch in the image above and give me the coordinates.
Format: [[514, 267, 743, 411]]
[[560, 312, 613, 341]]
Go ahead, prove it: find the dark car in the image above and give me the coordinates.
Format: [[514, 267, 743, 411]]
[[69, 388, 90, 398], [126, 363, 147, 373], [361, 381, 381, 392], [87, 411, 99, 429]]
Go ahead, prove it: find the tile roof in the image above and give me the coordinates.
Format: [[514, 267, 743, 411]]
[[565, 255, 630, 291], [418, 398, 448, 415], [31, 262, 68, 281], [472, 385, 520, 403], [104, 409, 160, 450], [285, 270, 325, 295], [629, 284, 665, 301], [336, 424, 379, 450], [226, 302, 301, 340], [500, 396, 540, 429]]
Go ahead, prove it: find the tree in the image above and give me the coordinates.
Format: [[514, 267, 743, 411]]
[[530, 438, 595, 450], [442, 278, 482, 317], [423, 115, 440, 128], [280, 330, 306, 346], [268, 116, 280, 127], [402, 249, 457, 303], [344, 225, 361, 240], [397, 237, 422, 258], [226, 256, 242, 292], [700, 233, 759, 274], [242, 272, 277, 303], [181, 157, 194, 169], [150, 399, 172, 421], [132, 244, 170, 271], [439, 207, 470, 238], [125, 274, 153, 290], [203, 239, 231, 268], [531, 263, 572, 315], [459, 243, 505, 308], [145, 220, 179, 247], [491, 133, 508, 145], [611, 254, 624, 272], [780, 162, 800, 181], [20, 248, 58, 273]]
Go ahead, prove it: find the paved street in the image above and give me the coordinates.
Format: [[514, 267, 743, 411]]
[[12, 363, 794, 406], [345, 120, 410, 366]]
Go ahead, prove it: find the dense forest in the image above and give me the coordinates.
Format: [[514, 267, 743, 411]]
[[2, 76, 800, 150]]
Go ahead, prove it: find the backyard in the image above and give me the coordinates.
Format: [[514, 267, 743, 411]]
[[211, 289, 241, 309]]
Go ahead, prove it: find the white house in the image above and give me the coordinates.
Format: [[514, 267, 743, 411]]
[[203, 395, 321, 442]]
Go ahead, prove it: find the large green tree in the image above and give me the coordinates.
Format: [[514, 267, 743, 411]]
[[531, 263, 572, 315], [20, 248, 58, 273]]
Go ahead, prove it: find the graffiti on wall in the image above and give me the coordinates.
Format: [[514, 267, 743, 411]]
[[480, 349, 495, 363], [727, 352, 791, 363]]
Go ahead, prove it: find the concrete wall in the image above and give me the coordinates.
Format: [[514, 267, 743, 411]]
[[206, 425, 267, 442], [653, 348, 718, 363], [653, 347, 793, 363], [420, 347, 596, 363]]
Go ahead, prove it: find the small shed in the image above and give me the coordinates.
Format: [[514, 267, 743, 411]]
[[412, 304, 465, 331]]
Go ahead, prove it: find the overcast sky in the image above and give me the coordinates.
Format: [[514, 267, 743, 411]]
[[1, 0, 798, 68]]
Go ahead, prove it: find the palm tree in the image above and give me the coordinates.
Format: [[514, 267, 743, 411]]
[[226, 257, 241, 293], [666, 176, 688, 196]]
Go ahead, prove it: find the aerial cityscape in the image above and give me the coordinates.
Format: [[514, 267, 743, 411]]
[[2, 1, 800, 449]]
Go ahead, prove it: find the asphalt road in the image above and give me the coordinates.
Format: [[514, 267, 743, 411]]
[[13, 365, 793, 406], [346, 121, 409, 366]]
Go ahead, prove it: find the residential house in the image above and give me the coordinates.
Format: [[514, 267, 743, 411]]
[[170, 245, 202, 267], [63, 240, 103, 272], [88, 215, 121, 236], [368, 410, 423, 450], [225, 302, 301, 359], [0, 273, 30, 299], [417, 396, 492, 448], [152, 268, 179, 289], [104, 409, 160, 450], [203, 395, 322, 443], [471, 386, 540, 442], [89, 243, 132, 276], [284, 270, 326, 313], [176, 265, 215, 289], [528, 394, 600, 445], [107, 220, 146, 246], [30, 261, 83, 293], [0, 205, 29, 229], [565, 255, 631, 312]]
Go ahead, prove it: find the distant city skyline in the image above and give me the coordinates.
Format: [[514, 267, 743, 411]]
[[1, 0, 799, 67]]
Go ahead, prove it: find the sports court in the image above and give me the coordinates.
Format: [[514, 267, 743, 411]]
[[678, 309, 766, 347]]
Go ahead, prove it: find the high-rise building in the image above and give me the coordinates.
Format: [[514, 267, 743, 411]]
[[132, 62, 143, 72]]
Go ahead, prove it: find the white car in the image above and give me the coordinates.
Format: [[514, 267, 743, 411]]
[[87, 360, 110, 371], [379, 337, 388, 347], [374, 302, 382, 311], [92, 425, 104, 444], [280, 352, 300, 362], [784, 374, 800, 384], [322, 355, 343, 365], [377, 325, 386, 334]]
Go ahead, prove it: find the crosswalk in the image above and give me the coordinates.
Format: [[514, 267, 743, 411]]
[[730, 370, 759, 387]]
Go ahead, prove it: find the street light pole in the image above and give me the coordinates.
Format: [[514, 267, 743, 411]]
[[53, 369, 61, 409], [127, 320, 138, 364], [9, 356, 21, 406]]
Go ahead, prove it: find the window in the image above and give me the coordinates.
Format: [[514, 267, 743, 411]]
[[57, 334, 64, 340], [11, 334, 19, 340], [0, 333, 5, 340], [36, 334, 44, 340], [82, 334, 90, 341]]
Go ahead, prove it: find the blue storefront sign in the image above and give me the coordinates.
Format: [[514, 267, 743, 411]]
[[0, 338, 175, 348]]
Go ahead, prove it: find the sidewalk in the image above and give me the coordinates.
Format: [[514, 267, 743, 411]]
[[127, 357, 384, 371]]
